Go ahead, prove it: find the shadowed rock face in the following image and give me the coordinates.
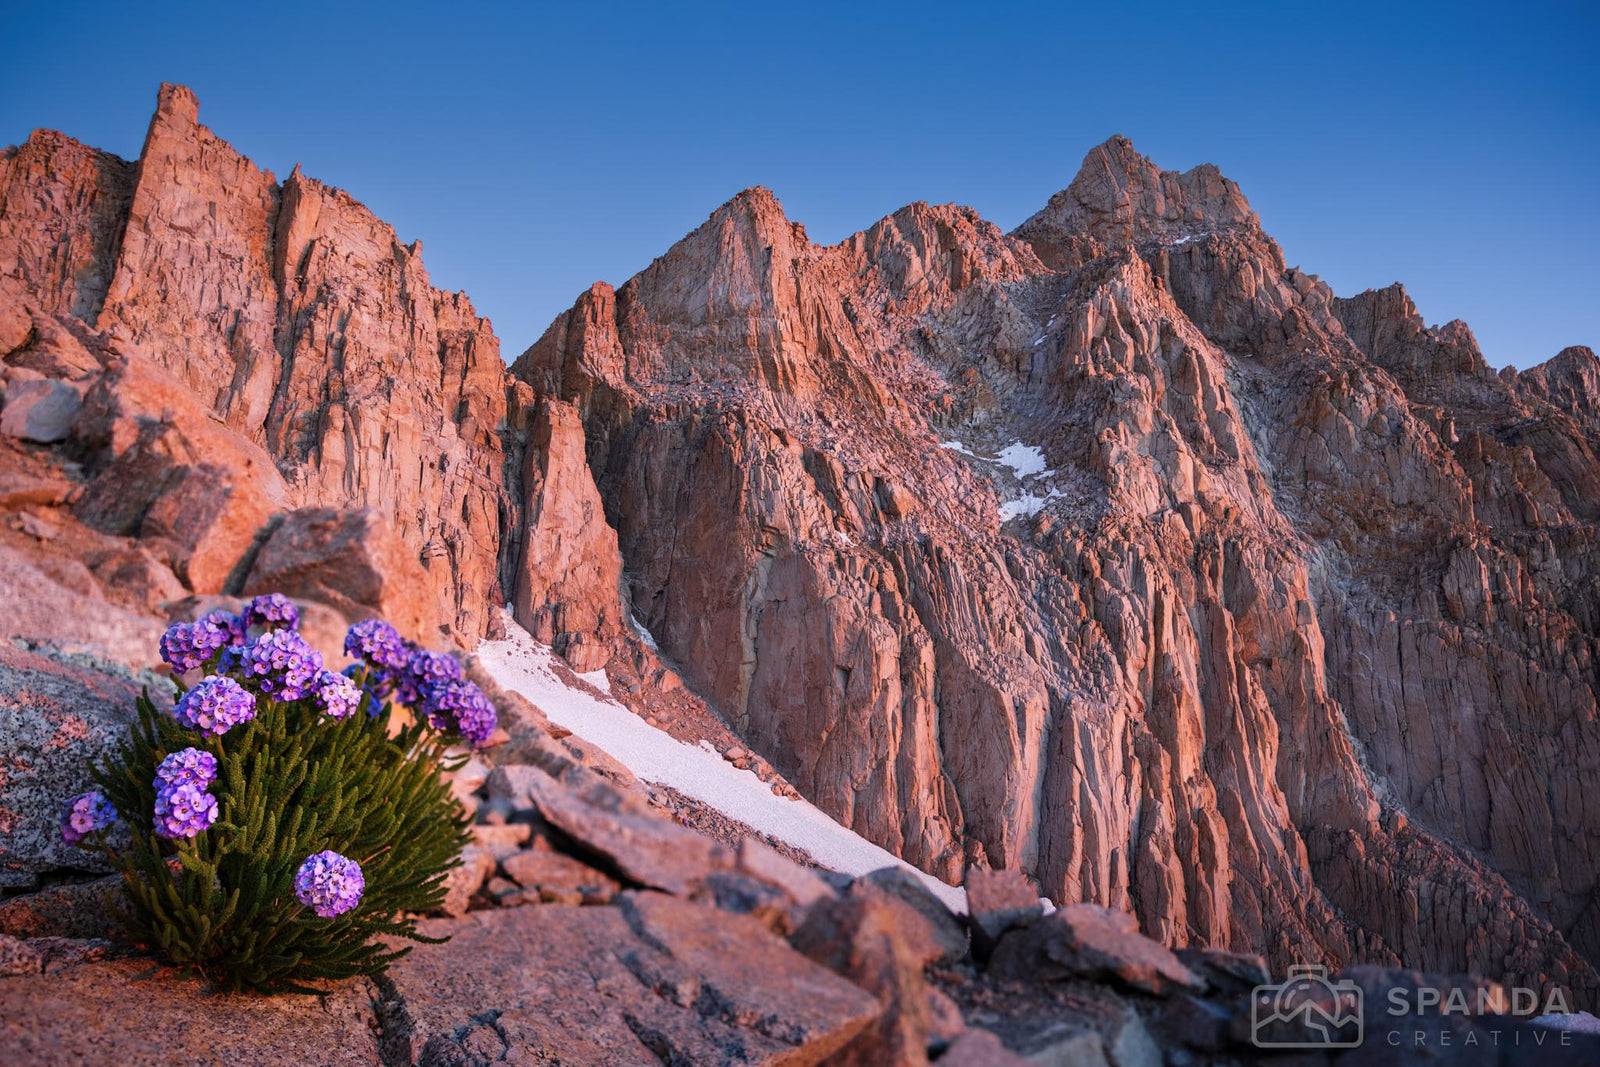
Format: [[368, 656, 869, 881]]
[[3, 88, 1597, 1007]]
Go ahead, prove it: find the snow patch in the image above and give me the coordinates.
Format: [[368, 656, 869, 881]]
[[577, 668, 612, 695], [629, 612, 660, 652], [995, 442, 1048, 479], [476, 614, 967, 912], [999, 488, 1062, 521], [1534, 1012, 1600, 1035], [940, 440, 975, 456]]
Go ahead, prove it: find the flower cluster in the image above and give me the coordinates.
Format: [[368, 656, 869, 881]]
[[342, 620, 495, 746], [173, 676, 257, 738], [244, 593, 299, 632], [159, 610, 244, 674], [294, 850, 365, 918], [60, 790, 117, 845], [421, 679, 497, 746], [234, 629, 324, 701], [344, 619, 409, 673], [151, 746, 224, 839], [153, 781, 219, 839], [312, 670, 362, 721], [155, 747, 218, 790]]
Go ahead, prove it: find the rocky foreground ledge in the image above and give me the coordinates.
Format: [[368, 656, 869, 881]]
[[0, 647, 1595, 1066]]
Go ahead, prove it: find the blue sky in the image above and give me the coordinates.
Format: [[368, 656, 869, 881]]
[[2, 1, 1594, 367]]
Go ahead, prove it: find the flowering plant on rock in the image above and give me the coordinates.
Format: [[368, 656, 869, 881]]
[[66, 595, 487, 994]]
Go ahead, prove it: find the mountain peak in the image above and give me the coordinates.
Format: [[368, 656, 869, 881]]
[[154, 82, 200, 127], [1013, 137, 1259, 267]]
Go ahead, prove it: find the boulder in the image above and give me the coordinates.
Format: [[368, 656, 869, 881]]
[[72, 352, 286, 594], [385, 895, 879, 1065], [964, 867, 1043, 959], [1173, 946, 1269, 996], [435, 845, 496, 918], [791, 889, 934, 1065], [0, 544, 164, 666], [243, 507, 440, 643], [84, 545, 185, 614], [0, 379, 80, 443], [494, 763, 731, 895], [0, 645, 140, 888], [737, 838, 837, 910], [0, 379, 80, 441], [865, 866, 970, 964], [0, 466, 73, 508], [987, 904, 1203, 997], [501, 847, 620, 905], [936, 1029, 1033, 1066]]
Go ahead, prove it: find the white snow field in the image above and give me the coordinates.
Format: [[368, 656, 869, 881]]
[[476, 613, 967, 912], [995, 442, 1048, 479]]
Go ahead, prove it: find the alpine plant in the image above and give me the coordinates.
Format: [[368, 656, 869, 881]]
[[69, 596, 487, 993]]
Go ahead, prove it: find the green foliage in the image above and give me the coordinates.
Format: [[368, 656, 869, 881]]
[[88, 687, 472, 994]]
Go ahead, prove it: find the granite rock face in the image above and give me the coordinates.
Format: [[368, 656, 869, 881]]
[[516, 145, 1600, 1005], [2, 84, 511, 645]]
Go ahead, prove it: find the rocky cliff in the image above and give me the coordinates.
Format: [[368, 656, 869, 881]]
[[515, 138, 1600, 1003], [2, 84, 515, 645], [3, 89, 1597, 1009]]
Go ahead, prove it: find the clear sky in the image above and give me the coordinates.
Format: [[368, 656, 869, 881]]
[[2, 1, 1594, 368]]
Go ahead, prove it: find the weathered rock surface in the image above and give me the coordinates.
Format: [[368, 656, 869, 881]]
[[3, 83, 511, 644], [3, 661, 1599, 1066], [964, 867, 1044, 960], [514, 139, 1600, 1008], [496, 761, 732, 895], [243, 507, 441, 643], [386, 895, 879, 1066], [0, 645, 139, 888], [0, 378, 80, 442], [507, 396, 626, 671], [0, 953, 379, 1065], [988, 904, 1204, 996]]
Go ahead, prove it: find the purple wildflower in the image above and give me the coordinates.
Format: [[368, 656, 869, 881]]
[[160, 622, 223, 673], [159, 612, 246, 673], [312, 670, 362, 720], [422, 679, 497, 747], [60, 791, 117, 845], [198, 609, 248, 647], [173, 675, 257, 738], [404, 648, 461, 700], [152, 782, 218, 839], [235, 629, 324, 701], [155, 747, 219, 790], [244, 593, 299, 632], [294, 850, 364, 918], [344, 619, 409, 673]]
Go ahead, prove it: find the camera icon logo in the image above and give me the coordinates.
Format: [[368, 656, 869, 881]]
[[1250, 964, 1364, 1048]]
